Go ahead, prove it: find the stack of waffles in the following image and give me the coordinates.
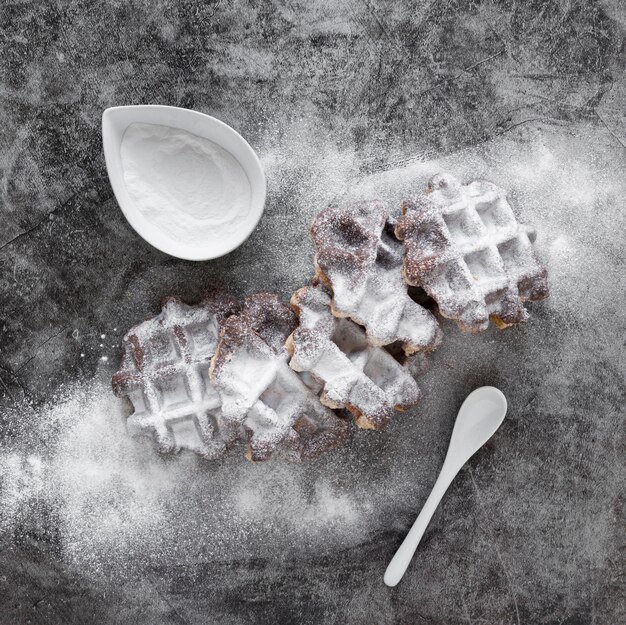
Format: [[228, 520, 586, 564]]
[[113, 173, 549, 462]]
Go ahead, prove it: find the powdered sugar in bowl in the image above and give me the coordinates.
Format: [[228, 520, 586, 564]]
[[102, 105, 266, 261]]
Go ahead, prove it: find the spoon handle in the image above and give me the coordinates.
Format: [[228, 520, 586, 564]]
[[383, 465, 458, 587]]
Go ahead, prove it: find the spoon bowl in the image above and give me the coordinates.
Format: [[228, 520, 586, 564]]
[[384, 386, 507, 587], [445, 386, 508, 473]]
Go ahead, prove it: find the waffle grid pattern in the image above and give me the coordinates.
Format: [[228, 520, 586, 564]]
[[397, 173, 549, 331], [210, 295, 348, 461], [112, 296, 239, 459], [288, 286, 421, 430]]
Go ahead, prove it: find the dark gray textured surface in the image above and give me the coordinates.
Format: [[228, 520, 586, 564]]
[[1, 1, 625, 623]]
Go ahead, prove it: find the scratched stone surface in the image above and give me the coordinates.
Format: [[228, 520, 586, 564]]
[[1, 1, 625, 624]]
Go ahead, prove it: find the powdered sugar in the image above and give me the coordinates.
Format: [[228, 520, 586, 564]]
[[121, 123, 252, 245], [2, 121, 622, 583], [0, 453, 45, 530]]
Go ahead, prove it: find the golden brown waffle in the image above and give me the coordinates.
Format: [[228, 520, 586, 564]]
[[210, 294, 348, 462], [311, 201, 442, 354], [111, 293, 240, 459], [396, 173, 549, 332], [287, 285, 421, 430]]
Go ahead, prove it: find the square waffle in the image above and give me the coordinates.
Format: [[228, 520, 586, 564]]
[[395, 173, 549, 332], [111, 293, 240, 459]]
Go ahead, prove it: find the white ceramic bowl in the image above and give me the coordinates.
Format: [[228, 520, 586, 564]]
[[102, 105, 266, 261]]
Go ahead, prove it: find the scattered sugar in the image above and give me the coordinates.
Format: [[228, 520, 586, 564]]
[[0, 454, 45, 531], [1, 121, 623, 583], [0, 380, 377, 573]]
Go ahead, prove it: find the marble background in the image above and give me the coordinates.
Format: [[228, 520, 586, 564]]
[[1, 1, 625, 623]]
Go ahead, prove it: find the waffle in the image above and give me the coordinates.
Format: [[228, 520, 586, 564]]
[[111, 293, 240, 459], [311, 201, 442, 354], [395, 173, 549, 332], [210, 294, 348, 462], [287, 285, 421, 430]]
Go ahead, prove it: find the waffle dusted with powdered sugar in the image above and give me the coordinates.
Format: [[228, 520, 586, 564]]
[[287, 285, 421, 431], [396, 173, 549, 332], [210, 293, 348, 461], [111, 293, 240, 459], [311, 200, 442, 354]]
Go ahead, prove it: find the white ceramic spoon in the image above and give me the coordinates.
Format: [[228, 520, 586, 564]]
[[384, 386, 507, 587]]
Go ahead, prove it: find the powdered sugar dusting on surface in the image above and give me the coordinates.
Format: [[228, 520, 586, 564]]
[[1, 122, 624, 586], [0, 377, 374, 573]]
